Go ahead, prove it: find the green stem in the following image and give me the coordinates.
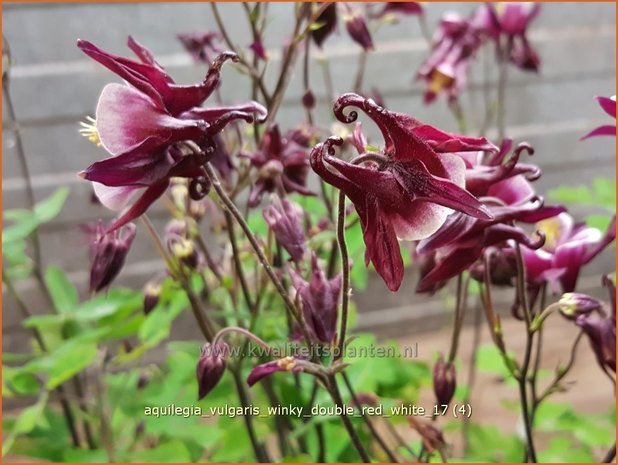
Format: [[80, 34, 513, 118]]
[[334, 191, 350, 363]]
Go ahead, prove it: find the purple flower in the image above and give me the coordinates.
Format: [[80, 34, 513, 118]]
[[86, 221, 136, 293], [522, 212, 616, 293], [247, 356, 304, 387], [263, 196, 307, 263], [177, 31, 224, 64], [582, 96, 616, 139], [197, 342, 228, 400], [417, 12, 484, 103], [77, 38, 266, 232], [244, 124, 314, 207], [479, 3, 541, 72], [559, 292, 604, 320], [288, 253, 342, 344], [311, 93, 494, 291]]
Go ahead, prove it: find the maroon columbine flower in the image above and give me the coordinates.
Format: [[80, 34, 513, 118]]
[[521, 212, 616, 293], [177, 31, 224, 64], [582, 96, 616, 139], [479, 3, 541, 72], [244, 124, 314, 207], [417, 12, 484, 104], [311, 93, 494, 291], [263, 196, 307, 264], [197, 341, 228, 400], [86, 221, 136, 293], [77, 37, 266, 232], [288, 253, 342, 344], [247, 356, 304, 386], [433, 356, 456, 407]]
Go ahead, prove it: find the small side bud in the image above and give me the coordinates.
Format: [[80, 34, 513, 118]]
[[143, 280, 162, 315], [433, 355, 456, 406], [302, 89, 316, 110], [196, 342, 228, 400], [559, 293, 604, 320]]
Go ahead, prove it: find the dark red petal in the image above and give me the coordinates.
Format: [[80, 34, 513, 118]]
[[416, 245, 481, 293], [597, 96, 616, 118], [107, 181, 169, 233], [581, 125, 616, 140], [80, 150, 173, 187]]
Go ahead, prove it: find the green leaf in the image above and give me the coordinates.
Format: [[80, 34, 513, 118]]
[[2, 393, 48, 456], [3, 188, 70, 245], [44, 266, 78, 314]]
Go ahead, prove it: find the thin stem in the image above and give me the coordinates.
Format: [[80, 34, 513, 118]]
[[342, 372, 399, 462], [334, 191, 350, 363], [223, 209, 256, 314], [514, 243, 538, 463], [447, 274, 468, 363], [302, 36, 314, 125], [462, 302, 482, 456], [353, 50, 368, 94], [327, 374, 371, 463], [602, 443, 616, 463], [496, 40, 509, 140]]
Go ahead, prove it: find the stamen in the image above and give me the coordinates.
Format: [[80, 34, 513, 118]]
[[79, 116, 101, 147]]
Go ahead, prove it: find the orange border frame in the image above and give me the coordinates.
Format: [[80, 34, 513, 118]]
[[0, 1, 616, 464]]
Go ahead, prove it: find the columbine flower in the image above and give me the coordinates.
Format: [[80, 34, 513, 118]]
[[196, 342, 228, 400], [375, 2, 423, 19], [582, 96, 616, 139], [433, 356, 456, 407], [479, 2, 541, 72], [247, 356, 304, 386], [521, 212, 616, 293], [263, 196, 307, 264], [288, 253, 342, 344], [243, 124, 314, 207], [86, 221, 136, 293], [311, 93, 494, 291], [417, 12, 484, 103], [558, 292, 604, 320], [177, 31, 224, 64], [77, 37, 266, 231]]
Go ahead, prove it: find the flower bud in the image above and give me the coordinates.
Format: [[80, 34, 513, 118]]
[[196, 342, 228, 400], [249, 40, 268, 61], [169, 237, 199, 270], [345, 11, 374, 51], [559, 293, 604, 320], [433, 355, 456, 406], [88, 222, 136, 293], [408, 416, 446, 456], [302, 89, 316, 110], [143, 280, 162, 315], [263, 196, 307, 263]]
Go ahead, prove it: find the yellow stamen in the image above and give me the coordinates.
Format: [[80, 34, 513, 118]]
[[276, 356, 297, 371], [535, 217, 562, 251], [79, 116, 102, 147], [428, 70, 454, 94]]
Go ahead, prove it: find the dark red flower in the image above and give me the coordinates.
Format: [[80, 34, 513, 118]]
[[244, 124, 314, 207], [177, 31, 224, 64], [376, 2, 423, 18], [417, 12, 484, 103], [433, 356, 456, 407], [344, 9, 374, 51], [311, 93, 494, 291], [77, 38, 266, 231], [247, 356, 304, 386], [311, 3, 338, 48]]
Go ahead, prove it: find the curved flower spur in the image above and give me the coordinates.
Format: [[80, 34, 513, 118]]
[[310, 93, 495, 291], [77, 37, 266, 232]]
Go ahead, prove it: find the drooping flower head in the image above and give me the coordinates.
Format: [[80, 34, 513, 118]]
[[433, 355, 456, 407], [84, 220, 136, 293], [244, 124, 314, 207], [417, 12, 484, 104], [477, 2, 541, 72], [581, 95, 616, 140], [311, 93, 495, 291], [288, 253, 342, 344], [77, 37, 266, 232]]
